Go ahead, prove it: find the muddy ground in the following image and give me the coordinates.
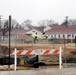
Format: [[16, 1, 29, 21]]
[[0, 43, 76, 71], [0, 43, 76, 63]]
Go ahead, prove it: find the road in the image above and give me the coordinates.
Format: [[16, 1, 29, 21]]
[[0, 68, 76, 75]]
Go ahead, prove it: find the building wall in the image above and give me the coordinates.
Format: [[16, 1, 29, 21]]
[[44, 26, 51, 32], [47, 33, 76, 39], [26, 29, 42, 39]]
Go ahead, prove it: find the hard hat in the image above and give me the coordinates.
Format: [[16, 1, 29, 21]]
[[43, 32, 45, 34], [36, 32, 37, 34]]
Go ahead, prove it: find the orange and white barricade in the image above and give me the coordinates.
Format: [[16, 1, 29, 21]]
[[10, 49, 61, 55], [11, 47, 63, 71]]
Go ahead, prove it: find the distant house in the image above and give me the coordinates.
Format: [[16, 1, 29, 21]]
[[44, 25, 51, 32], [4, 25, 76, 42], [5, 29, 29, 41], [26, 29, 42, 39], [5, 28, 42, 41], [45, 25, 76, 39]]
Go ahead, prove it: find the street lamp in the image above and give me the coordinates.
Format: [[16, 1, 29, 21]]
[[65, 16, 68, 28], [64, 16, 69, 63]]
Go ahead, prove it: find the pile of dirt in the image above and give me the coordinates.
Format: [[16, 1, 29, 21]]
[[0, 45, 9, 55]]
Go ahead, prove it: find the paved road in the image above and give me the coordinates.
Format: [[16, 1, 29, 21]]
[[0, 68, 76, 75]]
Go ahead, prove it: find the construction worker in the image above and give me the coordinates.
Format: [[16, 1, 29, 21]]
[[33, 32, 38, 43], [42, 32, 48, 40]]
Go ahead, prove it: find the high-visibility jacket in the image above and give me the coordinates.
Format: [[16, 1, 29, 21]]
[[33, 33, 38, 39], [42, 34, 47, 40]]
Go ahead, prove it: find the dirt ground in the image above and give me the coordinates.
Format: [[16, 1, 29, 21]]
[[1, 43, 76, 61], [1, 43, 75, 50], [0, 43, 76, 71]]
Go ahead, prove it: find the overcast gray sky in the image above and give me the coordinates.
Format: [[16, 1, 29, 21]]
[[0, 0, 76, 25]]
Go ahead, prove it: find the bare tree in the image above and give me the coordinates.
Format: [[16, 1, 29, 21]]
[[47, 19, 54, 26], [61, 19, 76, 26], [2, 19, 20, 40], [68, 19, 76, 25], [61, 20, 67, 26], [2, 20, 8, 41], [38, 20, 46, 32], [38, 19, 58, 32], [38, 19, 58, 26], [23, 19, 32, 27], [3, 19, 18, 29], [11, 19, 19, 28]]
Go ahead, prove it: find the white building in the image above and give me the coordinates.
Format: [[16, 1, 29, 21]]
[[45, 25, 76, 39]]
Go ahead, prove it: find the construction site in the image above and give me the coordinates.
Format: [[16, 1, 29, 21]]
[[0, 41, 76, 75], [0, 37, 76, 70], [0, 16, 76, 75]]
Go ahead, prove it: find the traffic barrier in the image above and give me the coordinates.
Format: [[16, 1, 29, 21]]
[[12, 47, 63, 71], [10, 49, 61, 55]]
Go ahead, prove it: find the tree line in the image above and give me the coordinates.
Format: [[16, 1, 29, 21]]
[[0, 18, 76, 38], [0, 18, 76, 29]]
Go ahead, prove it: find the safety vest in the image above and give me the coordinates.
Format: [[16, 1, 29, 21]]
[[33, 34, 38, 39], [42, 34, 47, 40]]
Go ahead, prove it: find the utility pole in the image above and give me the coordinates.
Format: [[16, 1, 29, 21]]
[[65, 16, 68, 28], [8, 15, 11, 69], [0, 15, 3, 28], [0, 15, 3, 47], [63, 35, 66, 63], [64, 16, 68, 64], [75, 36, 76, 50]]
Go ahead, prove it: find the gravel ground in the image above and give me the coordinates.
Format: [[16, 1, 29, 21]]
[[0, 68, 76, 75]]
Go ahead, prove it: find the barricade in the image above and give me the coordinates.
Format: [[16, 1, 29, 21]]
[[10, 49, 60, 55], [11, 47, 63, 71]]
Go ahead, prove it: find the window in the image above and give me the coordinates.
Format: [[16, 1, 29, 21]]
[[54, 35, 56, 38], [58, 35, 60, 38], [32, 31, 35, 32], [67, 34, 71, 38], [51, 35, 53, 38], [72, 34, 74, 38], [63, 34, 65, 38]]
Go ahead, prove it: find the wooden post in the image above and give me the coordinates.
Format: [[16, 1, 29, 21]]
[[8, 15, 11, 68], [75, 36, 76, 50]]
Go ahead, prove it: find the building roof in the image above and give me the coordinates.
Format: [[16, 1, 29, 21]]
[[46, 25, 76, 34], [27, 26, 45, 32], [17, 34, 33, 41], [5, 25, 76, 35], [6, 29, 30, 35], [33, 26, 45, 32]]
